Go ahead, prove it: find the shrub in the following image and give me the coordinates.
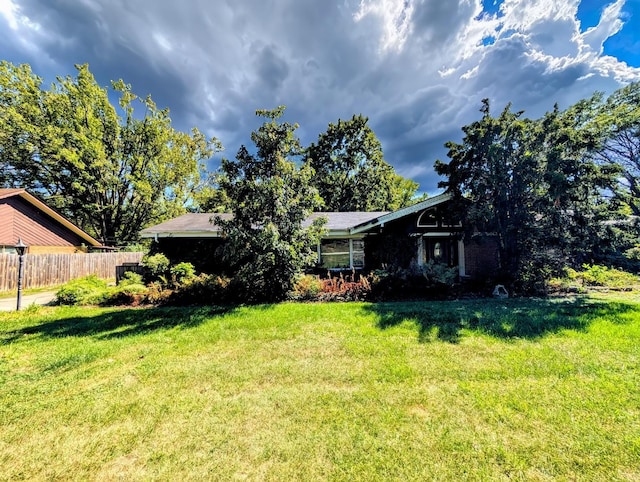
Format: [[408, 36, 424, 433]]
[[317, 272, 371, 302], [548, 267, 585, 293], [141, 253, 170, 282], [625, 245, 640, 261], [164, 274, 233, 306], [170, 262, 196, 285], [549, 265, 640, 292], [581, 264, 639, 289], [56, 275, 109, 305], [421, 260, 458, 287], [369, 265, 458, 301], [144, 281, 174, 305], [106, 284, 148, 306], [290, 274, 323, 301], [103, 271, 148, 305], [119, 271, 144, 286]]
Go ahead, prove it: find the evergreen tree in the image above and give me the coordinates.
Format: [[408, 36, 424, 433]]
[[216, 106, 324, 303], [435, 99, 617, 293]]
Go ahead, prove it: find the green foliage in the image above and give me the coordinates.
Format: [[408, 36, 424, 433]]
[[290, 274, 323, 300], [306, 114, 418, 211], [55, 275, 109, 305], [625, 244, 640, 263], [191, 184, 231, 213], [368, 267, 458, 301], [549, 265, 640, 292], [0, 61, 220, 244], [56, 273, 149, 306], [590, 82, 640, 216], [141, 253, 170, 281], [435, 99, 618, 294], [217, 106, 325, 303], [119, 271, 144, 286], [581, 264, 639, 288], [421, 260, 458, 287], [165, 274, 232, 306], [107, 274, 148, 306], [170, 262, 196, 285], [118, 242, 149, 253]]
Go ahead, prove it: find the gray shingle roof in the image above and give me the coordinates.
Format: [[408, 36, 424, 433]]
[[140, 211, 389, 238]]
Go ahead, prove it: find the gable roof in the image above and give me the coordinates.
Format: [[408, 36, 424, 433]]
[[350, 192, 453, 234], [0, 189, 102, 247]]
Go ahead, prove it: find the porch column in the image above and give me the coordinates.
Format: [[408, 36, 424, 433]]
[[349, 239, 354, 269], [458, 239, 466, 277]]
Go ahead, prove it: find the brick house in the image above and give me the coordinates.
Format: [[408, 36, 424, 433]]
[[140, 192, 500, 280]]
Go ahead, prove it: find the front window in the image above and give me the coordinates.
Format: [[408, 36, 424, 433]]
[[320, 239, 365, 269]]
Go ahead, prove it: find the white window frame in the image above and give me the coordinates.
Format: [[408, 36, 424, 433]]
[[318, 237, 365, 269]]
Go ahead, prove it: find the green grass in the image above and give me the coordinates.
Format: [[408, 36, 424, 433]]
[[1, 294, 639, 480]]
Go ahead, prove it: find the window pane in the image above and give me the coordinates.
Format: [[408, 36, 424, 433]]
[[321, 239, 350, 254], [352, 252, 365, 267], [322, 253, 351, 268]]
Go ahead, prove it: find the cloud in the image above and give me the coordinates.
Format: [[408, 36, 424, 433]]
[[1, 0, 639, 194]]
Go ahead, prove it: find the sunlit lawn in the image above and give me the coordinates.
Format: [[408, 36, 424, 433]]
[[1, 294, 639, 481]]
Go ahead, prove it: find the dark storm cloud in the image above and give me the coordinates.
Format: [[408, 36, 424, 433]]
[[1, 0, 639, 194]]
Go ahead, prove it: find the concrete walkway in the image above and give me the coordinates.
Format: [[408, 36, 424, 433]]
[[0, 290, 58, 312]]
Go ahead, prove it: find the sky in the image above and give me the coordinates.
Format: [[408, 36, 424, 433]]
[[1, 0, 639, 195]]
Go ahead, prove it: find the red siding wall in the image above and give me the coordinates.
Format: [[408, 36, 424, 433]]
[[0, 197, 84, 247]]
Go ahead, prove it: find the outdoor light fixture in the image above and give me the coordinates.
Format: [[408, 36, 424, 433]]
[[15, 238, 27, 311]]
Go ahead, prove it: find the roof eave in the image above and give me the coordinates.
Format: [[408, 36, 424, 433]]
[[350, 192, 453, 234], [15, 190, 103, 247]]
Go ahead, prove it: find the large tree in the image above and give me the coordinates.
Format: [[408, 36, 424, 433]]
[[0, 61, 217, 245], [590, 82, 640, 216], [306, 114, 418, 211], [435, 99, 617, 293], [216, 106, 324, 303]]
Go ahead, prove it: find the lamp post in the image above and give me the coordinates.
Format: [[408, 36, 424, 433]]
[[15, 238, 27, 311]]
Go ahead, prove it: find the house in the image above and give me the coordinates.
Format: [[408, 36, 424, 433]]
[[139, 193, 500, 279], [0, 188, 102, 254]]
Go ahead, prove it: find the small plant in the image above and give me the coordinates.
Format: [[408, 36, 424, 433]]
[[549, 265, 640, 292], [318, 272, 371, 302], [581, 264, 639, 289], [119, 271, 144, 286], [144, 281, 173, 305], [290, 274, 323, 300], [56, 275, 109, 305], [421, 260, 458, 287], [106, 283, 148, 306], [170, 262, 196, 285], [141, 253, 170, 282]]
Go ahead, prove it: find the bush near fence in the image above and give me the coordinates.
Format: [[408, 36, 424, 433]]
[[0, 252, 144, 292]]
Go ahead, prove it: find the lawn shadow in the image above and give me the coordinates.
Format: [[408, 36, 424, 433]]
[[1, 305, 237, 343], [364, 296, 638, 343]]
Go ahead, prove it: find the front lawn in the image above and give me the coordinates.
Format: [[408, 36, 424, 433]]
[[1, 294, 639, 480]]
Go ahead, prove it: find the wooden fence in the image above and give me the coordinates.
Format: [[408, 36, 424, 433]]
[[0, 252, 144, 292]]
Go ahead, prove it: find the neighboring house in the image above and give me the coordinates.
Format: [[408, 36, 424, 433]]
[[140, 193, 500, 279], [0, 188, 102, 254]]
